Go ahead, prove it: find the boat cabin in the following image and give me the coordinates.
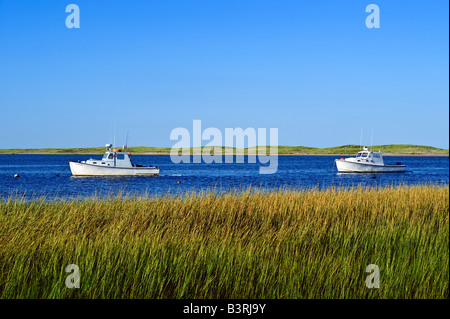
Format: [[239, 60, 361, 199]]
[[349, 147, 384, 165], [84, 144, 133, 168]]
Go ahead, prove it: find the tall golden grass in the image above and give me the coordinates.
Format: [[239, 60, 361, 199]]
[[0, 184, 448, 298]]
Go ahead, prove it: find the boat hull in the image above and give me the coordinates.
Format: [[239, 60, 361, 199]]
[[335, 159, 405, 173], [69, 161, 159, 176]]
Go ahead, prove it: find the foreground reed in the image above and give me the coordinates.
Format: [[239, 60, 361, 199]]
[[0, 185, 448, 299]]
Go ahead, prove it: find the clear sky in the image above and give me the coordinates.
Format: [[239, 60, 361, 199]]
[[0, 0, 448, 149]]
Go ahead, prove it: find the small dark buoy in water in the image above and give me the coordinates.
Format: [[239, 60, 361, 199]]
[[14, 174, 20, 178], [371, 176, 376, 179]]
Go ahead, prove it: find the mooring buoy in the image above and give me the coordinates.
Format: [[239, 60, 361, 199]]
[[14, 174, 20, 178]]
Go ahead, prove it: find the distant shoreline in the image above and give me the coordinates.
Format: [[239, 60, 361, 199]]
[[0, 152, 448, 157], [134, 152, 449, 157], [0, 144, 448, 157]]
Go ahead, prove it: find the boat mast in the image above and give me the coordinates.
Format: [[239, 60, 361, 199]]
[[370, 128, 374, 151], [113, 124, 116, 149], [360, 129, 363, 151]]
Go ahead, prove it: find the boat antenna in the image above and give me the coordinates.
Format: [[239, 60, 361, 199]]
[[360, 128, 363, 151], [125, 130, 129, 151], [109, 124, 112, 146], [113, 124, 116, 149], [371, 128, 373, 150]]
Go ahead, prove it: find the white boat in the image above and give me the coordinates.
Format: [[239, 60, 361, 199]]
[[69, 144, 159, 176], [335, 147, 405, 173]]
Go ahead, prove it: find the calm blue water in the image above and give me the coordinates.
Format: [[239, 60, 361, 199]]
[[0, 154, 448, 199]]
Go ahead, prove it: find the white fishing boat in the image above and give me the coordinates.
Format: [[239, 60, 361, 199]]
[[335, 147, 405, 173], [69, 144, 159, 176]]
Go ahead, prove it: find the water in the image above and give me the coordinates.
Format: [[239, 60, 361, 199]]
[[0, 154, 448, 199]]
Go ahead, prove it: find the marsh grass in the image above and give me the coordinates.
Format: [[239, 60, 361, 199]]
[[0, 185, 448, 299]]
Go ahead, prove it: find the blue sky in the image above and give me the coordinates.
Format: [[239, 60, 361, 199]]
[[0, 0, 448, 149]]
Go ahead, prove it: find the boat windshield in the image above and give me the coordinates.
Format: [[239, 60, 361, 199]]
[[357, 152, 369, 158], [103, 152, 114, 160]]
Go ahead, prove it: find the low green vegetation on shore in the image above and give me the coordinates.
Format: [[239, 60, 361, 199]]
[[0, 185, 448, 299], [276, 144, 449, 155], [0, 144, 448, 155]]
